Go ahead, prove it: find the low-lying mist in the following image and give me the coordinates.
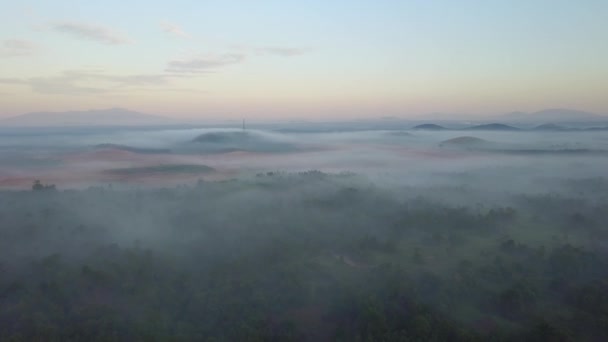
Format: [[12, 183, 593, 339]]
[[1, 124, 608, 340]]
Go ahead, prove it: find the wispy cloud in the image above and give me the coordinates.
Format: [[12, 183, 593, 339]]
[[254, 46, 309, 57], [0, 77, 25, 84], [0, 69, 189, 95], [50, 22, 132, 45], [160, 20, 190, 38], [0, 39, 42, 57], [166, 54, 245, 73]]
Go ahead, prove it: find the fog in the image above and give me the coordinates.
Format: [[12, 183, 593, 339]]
[[2, 123, 608, 340]]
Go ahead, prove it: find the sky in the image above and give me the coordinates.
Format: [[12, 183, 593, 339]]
[[0, 0, 607, 120]]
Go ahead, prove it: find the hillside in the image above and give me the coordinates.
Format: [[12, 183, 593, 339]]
[[466, 123, 520, 131], [94, 144, 171, 154], [439, 136, 488, 148], [188, 131, 298, 153], [412, 123, 447, 130]]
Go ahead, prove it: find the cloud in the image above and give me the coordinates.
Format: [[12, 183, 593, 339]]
[[160, 20, 190, 38], [0, 69, 190, 95], [166, 54, 245, 73], [29, 76, 107, 95], [254, 47, 309, 57], [0, 77, 26, 84], [0, 39, 42, 57], [50, 22, 132, 45]]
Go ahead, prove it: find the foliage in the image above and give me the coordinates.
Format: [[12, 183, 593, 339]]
[[2, 173, 608, 340]]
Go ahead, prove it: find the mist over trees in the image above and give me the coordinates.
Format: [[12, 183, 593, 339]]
[[1, 169, 608, 340], [1, 125, 608, 340]]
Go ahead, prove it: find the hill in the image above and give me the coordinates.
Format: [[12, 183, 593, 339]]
[[188, 131, 298, 153], [192, 131, 252, 144], [1, 108, 173, 126], [466, 123, 520, 131], [386, 131, 413, 137], [94, 144, 171, 154], [412, 123, 447, 130], [439, 136, 488, 148]]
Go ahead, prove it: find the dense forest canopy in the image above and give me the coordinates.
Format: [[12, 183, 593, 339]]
[[2, 171, 608, 341]]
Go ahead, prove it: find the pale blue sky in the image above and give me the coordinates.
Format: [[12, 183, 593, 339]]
[[1, 0, 607, 119]]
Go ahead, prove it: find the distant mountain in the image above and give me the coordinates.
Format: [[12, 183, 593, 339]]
[[412, 123, 447, 130], [499, 109, 606, 122], [466, 123, 520, 131], [1, 108, 173, 126]]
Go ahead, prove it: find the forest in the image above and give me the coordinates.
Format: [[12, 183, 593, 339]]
[[2, 171, 608, 341]]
